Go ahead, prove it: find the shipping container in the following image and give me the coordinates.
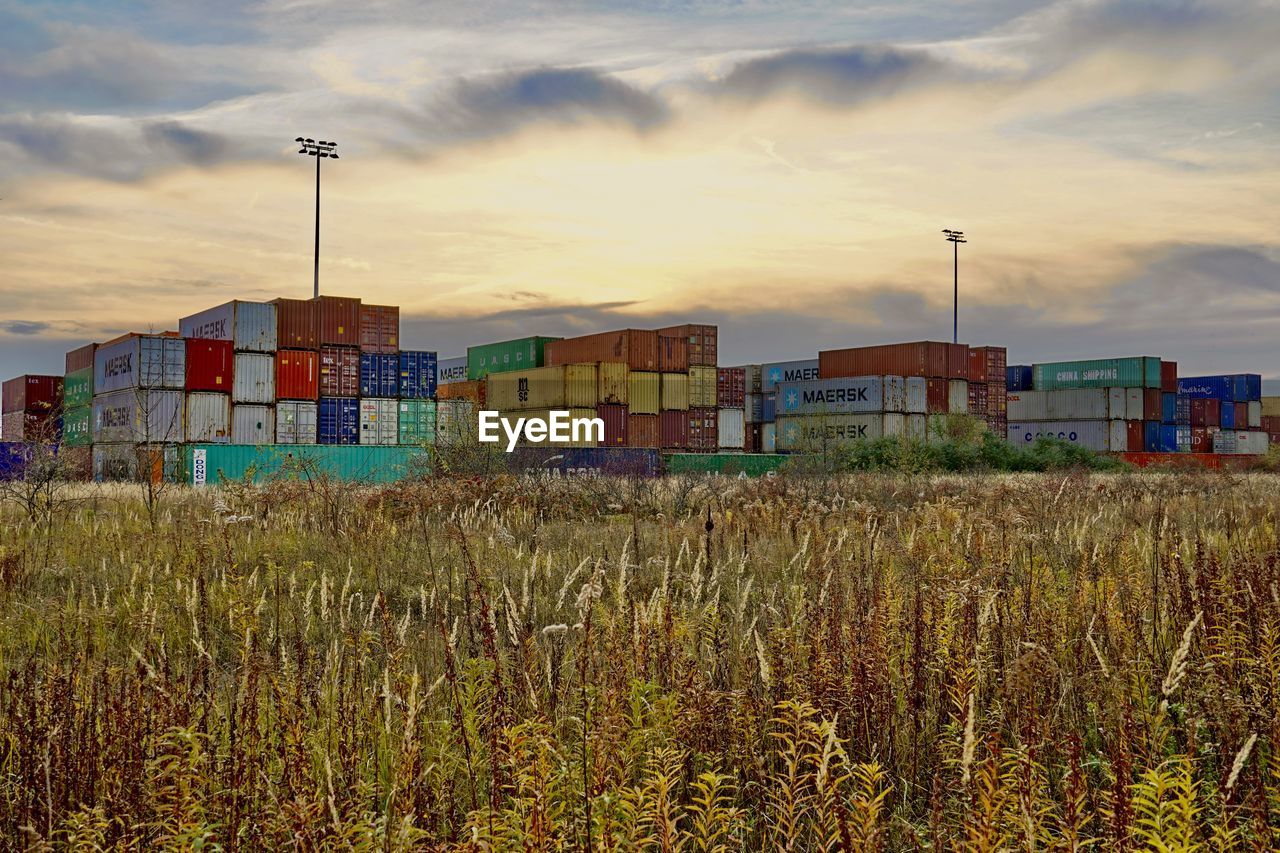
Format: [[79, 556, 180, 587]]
[[232, 404, 274, 444], [1009, 389, 1116, 422], [508, 447, 661, 478], [94, 335, 185, 393], [1125, 420, 1143, 453], [1006, 365, 1033, 392], [319, 397, 359, 445], [776, 414, 884, 451], [1112, 420, 1131, 453], [744, 393, 764, 423], [1006, 420, 1114, 452], [1162, 393, 1177, 425], [436, 400, 477, 445], [628, 413, 659, 448], [1190, 427, 1214, 453], [656, 335, 688, 372], [1176, 374, 1262, 402], [948, 379, 968, 414], [1176, 426, 1192, 452], [926, 379, 948, 414], [92, 389, 184, 444], [1031, 357, 1161, 391], [762, 394, 777, 422], [762, 359, 819, 392], [277, 400, 318, 444], [596, 362, 628, 405], [319, 346, 360, 398], [717, 408, 745, 449], [1161, 361, 1178, 393], [276, 349, 319, 400], [437, 380, 485, 404], [688, 366, 717, 408], [399, 351, 438, 400], [658, 323, 717, 366], [739, 364, 763, 394], [487, 366, 567, 411], [232, 352, 275, 404], [65, 343, 96, 375], [761, 423, 777, 453], [1220, 402, 1237, 429], [314, 295, 361, 346], [185, 339, 233, 392], [566, 364, 598, 408], [398, 399, 436, 445], [688, 407, 717, 450], [3, 375, 62, 414], [717, 367, 746, 408], [2, 410, 59, 442], [628, 372, 659, 414], [597, 404, 628, 446], [359, 353, 399, 398], [1248, 400, 1261, 428], [1235, 402, 1248, 430], [568, 408, 601, 447], [179, 300, 277, 352], [64, 367, 93, 408], [776, 376, 900, 416], [969, 346, 1007, 384], [660, 373, 689, 411], [819, 341, 960, 380], [359, 398, 398, 445], [436, 355, 468, 386], [968, 382, 988, 416], [468, 336, 560, 380], [1263, 397, 1280, 418], [907, 414, 928, 442], [666, 452, 786, 477], [358, 304, 399, 353], [660, 410, 688, 448], [1141, 389, 1161, 422], [62, 405, 92, 447], [272, 298, 319, 350], [94, 443, 181, 483], [545, 329, 660, 372], [1157, 424, 1179, 453], [185, 444, 429, 485], [185, 392, 231, 443], [1143, 420, 1161, 453]]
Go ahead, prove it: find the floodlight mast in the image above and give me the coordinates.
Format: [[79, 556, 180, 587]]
[[942, 229, 967, 344], [296, 138, 339, 298]]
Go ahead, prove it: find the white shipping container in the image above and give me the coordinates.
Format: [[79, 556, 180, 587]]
[[437, 399, 477, 445], [761, 422, 776, 453], [360, 398, 399, 445], [717, 408, 745, 449], [883, 412, 905, 437], [1248, 401, 1262, 428], [93, 443, 181, 483], [1008, 389, 1113, 422], [881, 377, 907, 413], [948, 379, 969, 414], [92, 389, 184, 444], [179, 300, 277, 352], [233, 352, 275, 404], [185, 392, 230, 443], [1216, 430, 1269, 455], [1110, 420, 1129, 451], [232, 405, 274, 444], [906, 413, 927, 441], [906, 377, 927, 414], [777, 376, 892, 416], [776, 413, 884, 452], [1006, 420, 1113, 452], [276, 401, 317, 444], [436, 355, 468, 386], [94, 335, 185, 393], [1124, 388, 1144, 421]]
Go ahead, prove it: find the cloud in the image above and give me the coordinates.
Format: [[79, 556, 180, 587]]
[[1, 320, 50, 336], [714, 44, 956, 106]]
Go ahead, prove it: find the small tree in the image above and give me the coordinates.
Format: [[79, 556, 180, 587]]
[[0, 410, 77, 570]]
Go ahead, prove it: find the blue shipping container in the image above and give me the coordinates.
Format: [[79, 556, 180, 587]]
[[1220, 402, 1236, 429], [1161, 393, 1177, 425], [1006, 365, 1034, 392], [1175, 394, 1191, 425], [1158, 424, 1179, 453], [319, 397, 359, 445], [508, 447, 662, 477], [399, 350, 438, 399], [1143, 420, 1161, 452], [360, 354, 398, 398], [0, 442, 29, 480], [762, 394, 777, 422], [1178, 374, 1262, 402]]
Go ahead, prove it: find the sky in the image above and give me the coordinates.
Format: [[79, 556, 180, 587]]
[[1, 0, 1278, 381]]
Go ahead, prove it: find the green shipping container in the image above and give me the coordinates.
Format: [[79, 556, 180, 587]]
[[1031, 357, 1160, 391], [664, 452, 789, 477], [399, 399, 437, 445], [64, 368, 93, 408], [467, 336, 561, 380], [62, 405, 92, 447], [184, 444, 430, 485]]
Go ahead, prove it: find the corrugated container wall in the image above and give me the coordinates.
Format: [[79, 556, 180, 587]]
[[660, 410, 688, 448], [272, 298, 319, 349], [276, 350, 319, 400], [819, 341, 956, 380], [185, 339, 233, 392], [661, 373, 689, 411], [94, 335, 185, 393], [545, 329, 660, 372], [94, 443, 181, 484], [436, 400, 477, 445], [314, 295, 361, 346], [1161, 361, 1178, 393], [717, 368, 745, 408], [436, 356, 468, 386], [487, 366, 567, 411], [688, 408, 718, 450], [948, 380, 969, 414], [565, 364, 598, 408], [62, 406, 91, 447], [1032, 357, 1160, 390], [437, 380, 485, 405], [186, 393, 231, 443], [1178, 374, 1262, 402], [717, 408, 745, 449], [319, 346, 360, 398], [277, 401, 318, 444], [597, 404, 628, 446], [1006, 421, 1114, 452], [629, 414, 659, 447], [3, 411, 59, 442], [762, 360, 819, 393], [689, 366, 717, 408], [628, 372, 659, 414], [319, 397, 359, 445], [468, 336, 560, 380], [185, 444, 428, 485], [399, 351, 438, 399], [232, 405, 274, 444], [233, 353, 276, 404], [597, 362, 627, 405], [359, 398, 399, 445], [658, 324, 717, 366], [778, 377, 896, 416], [360, 353, 399, 398], [179, 300, 277, 352], [1006, 365, 1033, 392], [358, 304, 399, 353], [657, 335, 688, 372], [65, 343, 97, 374], [92, 389, 184, 444], [776, 414, 884, 452], [3, 375, 62, 413], [398, 400, 436, 445]]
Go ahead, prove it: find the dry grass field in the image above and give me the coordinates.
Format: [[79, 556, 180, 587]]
[[2, 470, 1279, 849]]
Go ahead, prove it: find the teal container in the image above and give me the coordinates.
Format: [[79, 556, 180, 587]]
[[664, 452, 788, 477], [1031, 357, 1160, 391], [398, 399, 436, 445], [467, 336, 561, 380], [64, 368, 93, 408], [184, 444, 430, 485], [62, 405, 92, 447]]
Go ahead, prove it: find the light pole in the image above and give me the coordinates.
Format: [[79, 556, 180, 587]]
[[942, 228, 966, 343], [296, 138, 338, 299]]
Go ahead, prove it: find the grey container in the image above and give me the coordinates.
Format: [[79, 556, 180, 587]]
[[179, 300, 277, 352], [276, 401, 317, 444], [232, 404, 275, 444], [762, 359, 820, 393], [359, 398, 399, 446], [93, 389, 185, 444], [185, 392, 231, 443], [93, 443, 182, 483], [94, 335, 185, 393], [436, 355, 468, 386], [1008, 389, 1113, 421], [776, 413, 886, 451], [1005, 420, 1114, 452], [776, 376, 896, 416], [232, 352, 276, 403]]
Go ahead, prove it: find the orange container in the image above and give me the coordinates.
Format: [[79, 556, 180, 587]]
[[544, 330, 659, 371]]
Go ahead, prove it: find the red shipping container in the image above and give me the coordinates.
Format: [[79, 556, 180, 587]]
[[970, 346, 1008, 383], [1262, 416, 1280, 434], [987, 381, 1007, 413], [659, 410, 688, 448], [65, 343, 97, 374], [276, 349, 320, 400], [358, 304, 400, 354], [688, 407, 717, 450], [597, 404, 629, 446], [968, 382, 989, 416], [658, 324, 718, 366], [185, 338, 233, 392], [820, 341, 954, 380], [314, 295, 361, 346], [1126, 421, 1143, 452], [926, 378, 948, 414], [2, 410, 58, 441], [545, 330, 660, 371], [1160, 361, 1178, 393], [1234, 402, 1247, 428], [3, 375, 63, 414], [1190, 427, 1212, 452], [1190, 399, 1219, 427], [629, 414, 659, 448], [717, 367, 745, 408], [745, 423, 762, 453], [438, 380, 486, 405], [273, 298, 320, 349], [1143, 389, 1162, 422], [318, 345, 360, 397], [657, 335, 689, 372]]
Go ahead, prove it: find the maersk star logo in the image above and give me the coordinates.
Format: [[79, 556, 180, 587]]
[[785, 389, 799, 410], [784, 423, 797, 441], [769, 368, 781, 384]]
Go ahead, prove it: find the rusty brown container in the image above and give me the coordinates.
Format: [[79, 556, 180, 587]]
[[273, 298, 320, 349], [820, 341, 954, 379], [629, 414, 659, 448], [438, 380, 486, 405], [947, 344, 969, 379], [1143, 389, 1162, 422], [544, 329, 660, 371], [597, 404, 629, 446], [1161, 361, 1178, 393], [659, 324, 718, 366], [3, 375, 63, 414], [687, 407, 718, 450], [660, 410, 688, 448], [967, 382, 988, 416], [313, 295, 361, 346], [318, 345, 360, 397], [358, 304, 400, 353], [1126, 421, 1143, 452], [969, 346, 1007, 383], [65, 343, 97, 374], [657, 334, 688, 372], [926, 378, 948, 414], [717, 367, 745, 408]]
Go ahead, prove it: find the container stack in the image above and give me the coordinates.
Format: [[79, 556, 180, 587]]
[[181, 300, 277, 446], [1178, 374, 1268, 455], [1261, 397, 1280, 448], [61, 345, 95, 476], [660, 324, 719, 452], [2, 374, 63, 442], [91, 332, 185, 481]]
